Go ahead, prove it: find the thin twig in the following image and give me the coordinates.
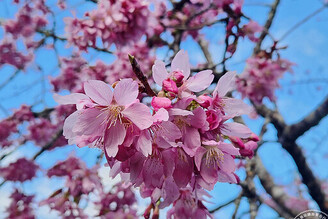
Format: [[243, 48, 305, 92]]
[[209, 197, 237, 213], [0, 70, 20, 92], [279, 4, 327, 41], [33, 129, 63, 160], [253, 0, 281, 54]]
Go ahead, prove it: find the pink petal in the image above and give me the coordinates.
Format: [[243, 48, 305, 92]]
[[136, 130, 152, 156], [152, 60, 169, 86], [185, 70, 214, 92], [63, 111, 79, 139], [217, 142, 240, 156], [104, 122, 126, 157], [214, 71, 236, 97], [190, 107, 209, 130], [159, 176, 179, 208], [162, 149, 175, 177], [84, 80, 113, 106], [223, 98, 252, 116], [217, 170, 237, 183], [153, 108, 169, 123], [114, 78, 138, 106], [171, 50, 190, 79], [143, 158, 164, 188], [159, 121, 182, 142], [194, 147, 207, 171], [151, 97, 172, 111], [218, 154, 235, 172], [53, 93, 89, 105], [130, 152, 145, 182], [73, 108, 106, 136], [122, 102, 153, 130], [221, 122, 252, 138], [183, 126, 201, 151], [108, 161, 121, 178], [200, 159, 218, 184], [169, 108, 193, 116], [173, 151, 193, 188]]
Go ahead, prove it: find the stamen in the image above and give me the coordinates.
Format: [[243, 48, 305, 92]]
[[204, 146, 224, 167]]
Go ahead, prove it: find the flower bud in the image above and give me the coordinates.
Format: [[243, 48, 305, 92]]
[[162, 78, 178, 94], [171, 70, 184, 83], [151, 97, 172, 111]]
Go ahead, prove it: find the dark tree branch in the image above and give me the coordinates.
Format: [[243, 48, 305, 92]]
[[33, 129, 63, 160], [253, 104, 285, 133], [283, 95, 328, 142], [209, 197, 237, 213], [171, 0, 189, 13], [239, 182, 291, 218], [254, 155, 298, 217], [280, 140, 328, 212], [128, 55, 157, 97]]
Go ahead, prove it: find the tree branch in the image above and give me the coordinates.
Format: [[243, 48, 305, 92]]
[[253, 0, 280, 54], [279, 4, 327, 41], [33, 129, 63, 160], [280, 140, 328, 212], [283, 95, 328, 142], [128, 55, 156, 97], [239, 182, 291, 218], [254, 155, 298, 217]]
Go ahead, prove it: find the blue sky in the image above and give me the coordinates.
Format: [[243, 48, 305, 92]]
[[0, 0, 328, 218]]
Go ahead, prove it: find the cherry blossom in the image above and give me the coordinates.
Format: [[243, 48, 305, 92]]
[[0, 158, 39, 182]]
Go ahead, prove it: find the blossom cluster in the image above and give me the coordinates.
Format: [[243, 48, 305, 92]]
[[51, 43, 154, 93], [40, 156, 138, 218], [65, 0, 152, 51], [56, 50, 258, 217], [236, 56, 294, 104], [0, 158, 39, 182], [41, 156, 102, 218], [96, 182, 137, 218], [6, 189, 35, 219], [0, 105, 34, 148], [0, 0, 49, 69]]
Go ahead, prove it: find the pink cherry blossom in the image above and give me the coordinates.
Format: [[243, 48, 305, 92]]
[[0, 158, 39, 182], [236, 56, 294, 104], [152, 50, 214, 98], [55, 79, 153, 157], [6, 189, 35, 219]]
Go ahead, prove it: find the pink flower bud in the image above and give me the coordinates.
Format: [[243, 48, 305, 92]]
[[230, 136, 245, 149], [162, 78, 178, 94], [151, 97, 172, 111], [248, 133, 260, 142], [197, 94, 213, 108], [171, 70, 184, 83], [206, 110, 221, 130]]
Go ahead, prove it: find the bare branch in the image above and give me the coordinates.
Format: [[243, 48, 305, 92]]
[[280, 140, 328, 212], [253, 0, 281, 54], [197, 37, 214, 67], [254, 155, 298, 217], [33, 129, 63, 160], [128, 55, 157, 97], [0, 70, 20, 92], [279, 4, 327, 41], [209, 197, 237, 213], [283, 95, 328, 142], [239, 182, 291, 218]]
